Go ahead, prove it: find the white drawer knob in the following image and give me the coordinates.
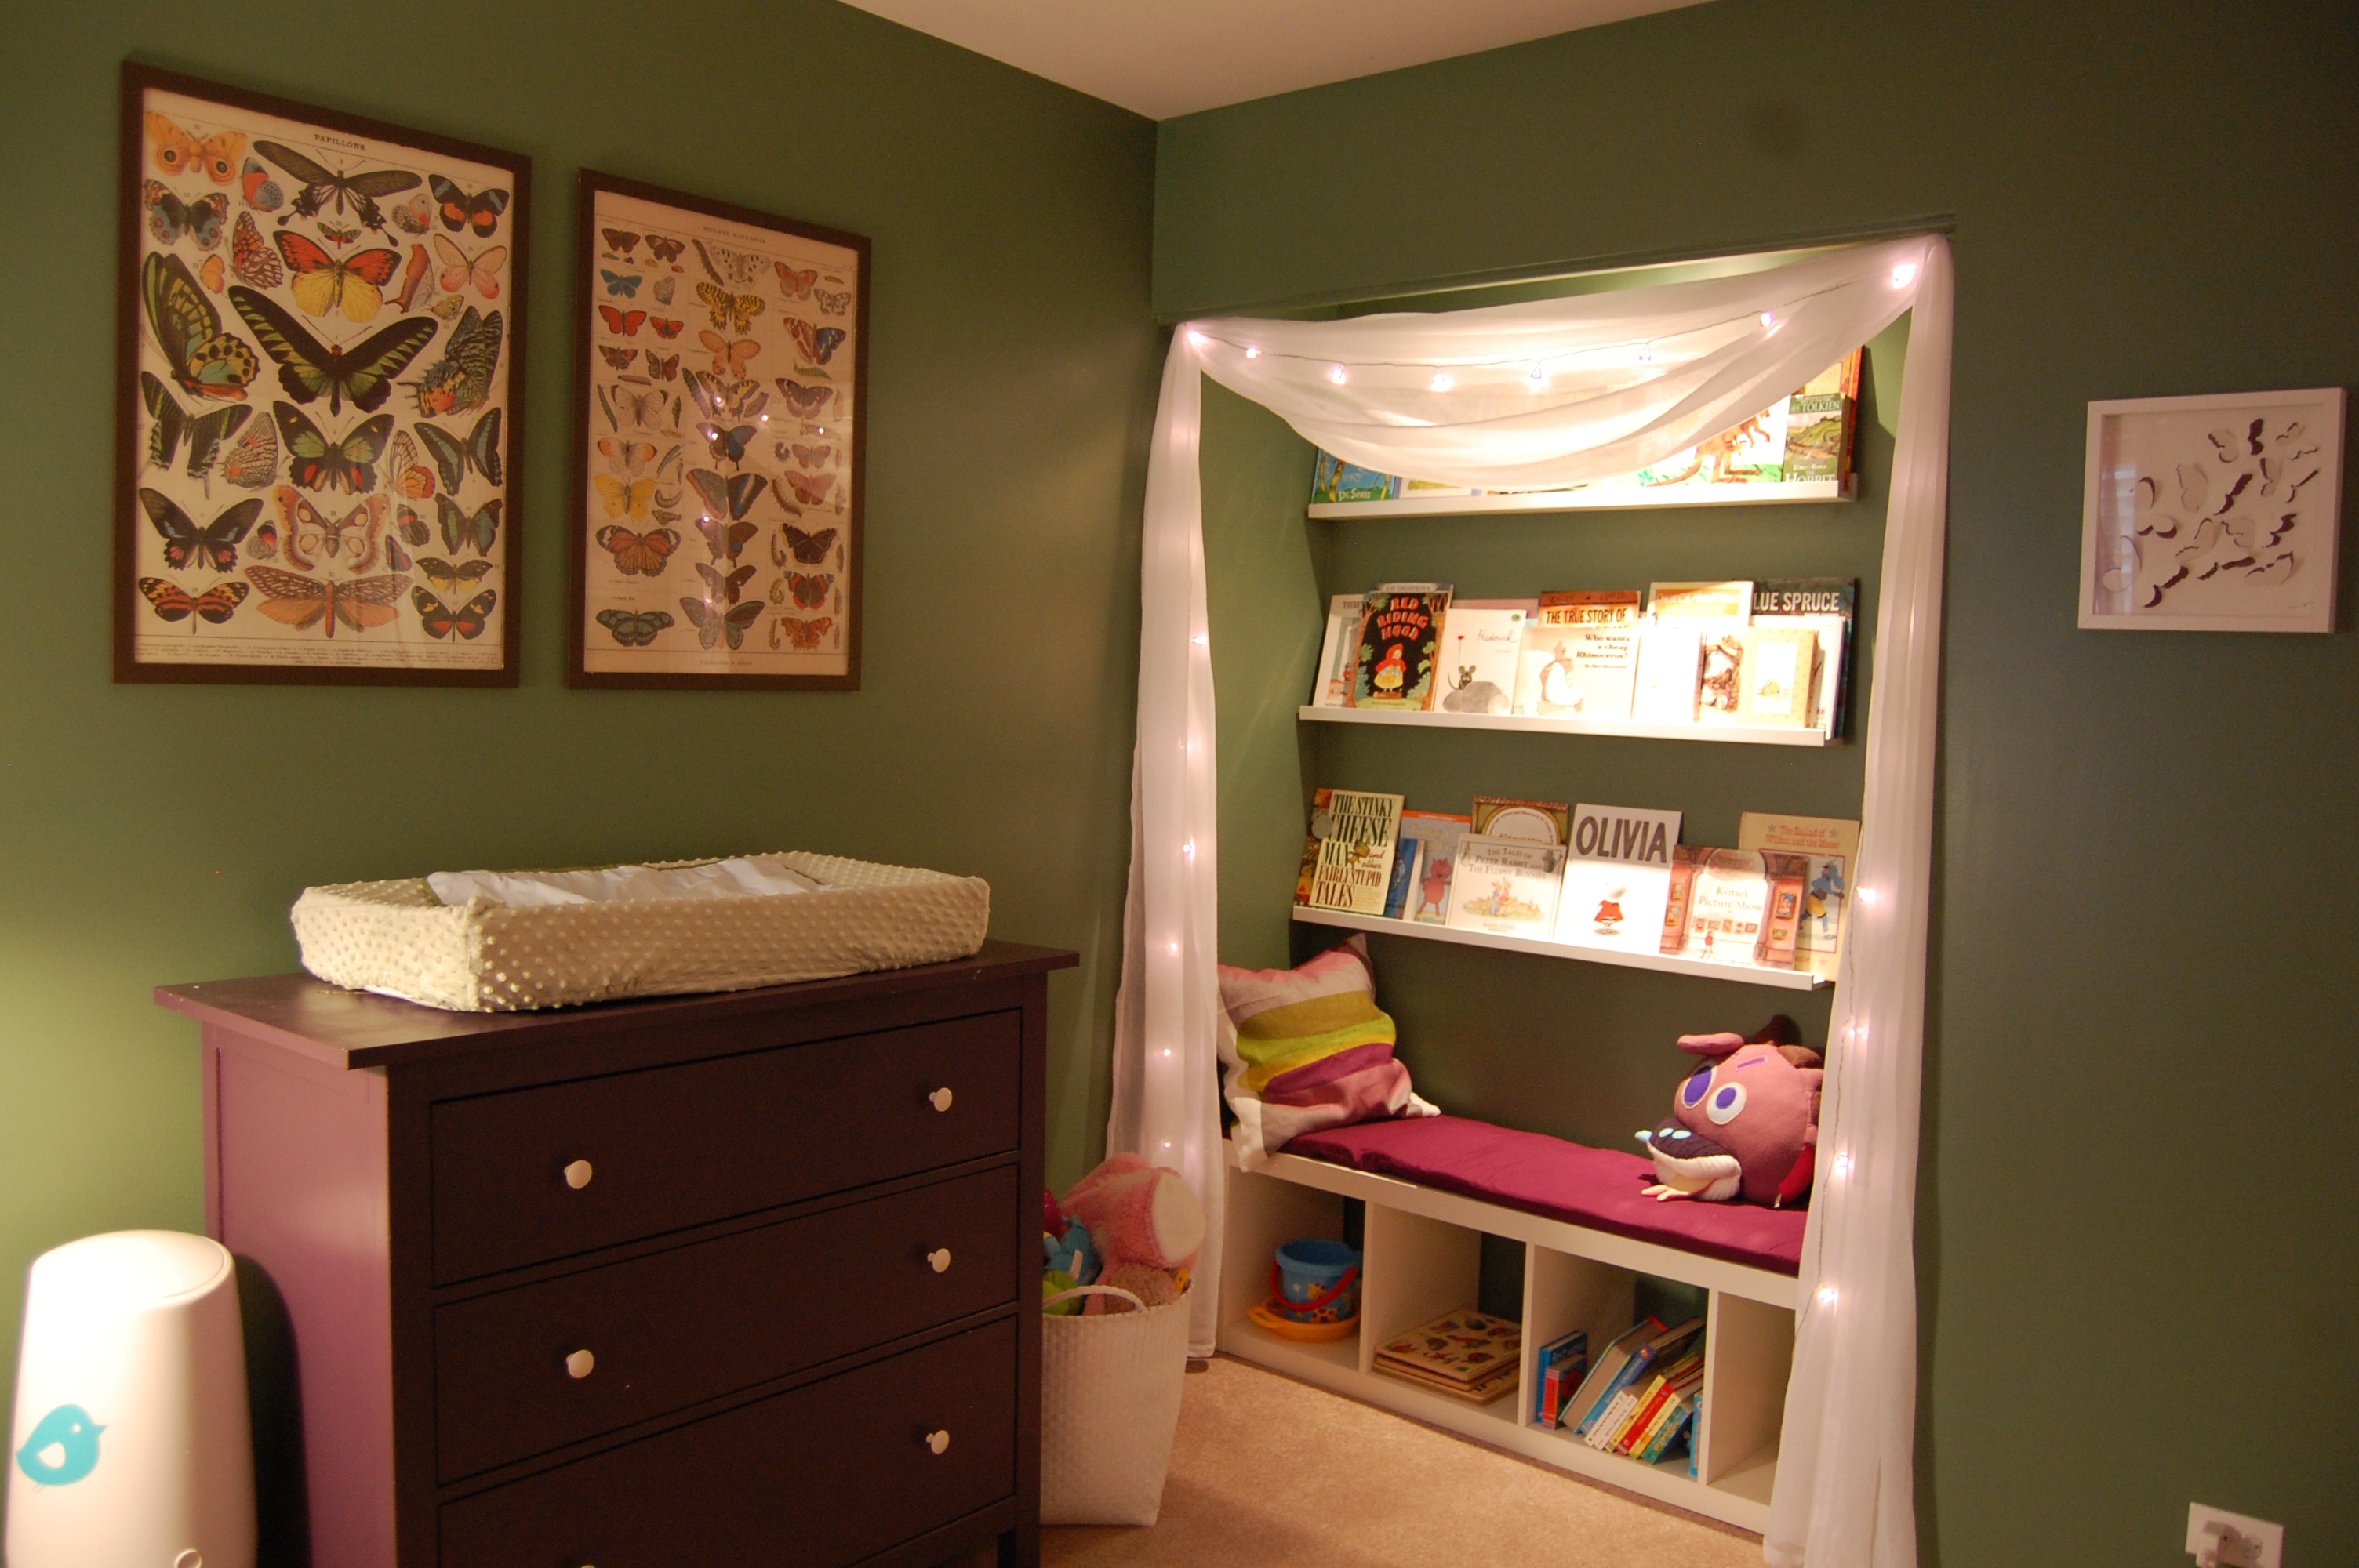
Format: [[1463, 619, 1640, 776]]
[[563, 1160, 594, 1189], [929, 1087, 954, 1112], [565, 1348, 596, 1380], [925, 1428, 951, 1455], [927, 1248, 952, 1274]]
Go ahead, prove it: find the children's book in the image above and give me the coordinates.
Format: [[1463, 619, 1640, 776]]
[[1556, 803, 1681, 954], [1738, 813, 1859, 982], [1310, 452, 1401, 503], [1751, 577, 1857, 737], [1758, 851, 1811, 970], [1373, 1309, 1521, 1403], [1303, 789, 1404, 917], [1407, 816, 1473, 925], [1310, 593, 1365, 707], [1559, 1317, 1662, 1439], [1514, 591, 1642, 719], [1630, 624, 1703, 724], [1576, 1316, 1702, 1439], [1735, 627, 1819, 728], [1533, 1329, 1589, 1426], [1648, 582, 1751, 724], [1659, 844, 1706, 953], [1678, 848, 1772, 966], [1434, 601, 1534, 715], [1348, 586, 1452, 710], [1387, 811, 1470, 920], [1443, 836, 1566, 937], [1780, 351, 1863, 485], [1470, 795, 1569, 845]]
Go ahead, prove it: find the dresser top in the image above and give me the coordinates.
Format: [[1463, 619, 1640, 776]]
[[157, 939, 1078, 1069]]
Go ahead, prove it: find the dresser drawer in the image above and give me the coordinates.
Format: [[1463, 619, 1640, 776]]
[[439, 1319, 1016, 1568], [434, 1167, 1020, 1480], [431, 1011, 1020, 1281]]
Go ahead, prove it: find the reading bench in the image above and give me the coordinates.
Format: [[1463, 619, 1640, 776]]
[[1219, 1116, 1804, 1532]]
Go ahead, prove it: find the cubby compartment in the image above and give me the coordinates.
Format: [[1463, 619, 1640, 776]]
[[1217, 1159, 1362, 1376], [1358, 1205, 1522, 1430]]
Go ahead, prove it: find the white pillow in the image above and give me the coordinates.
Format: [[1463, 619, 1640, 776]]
[[428, 855, 824, 908]]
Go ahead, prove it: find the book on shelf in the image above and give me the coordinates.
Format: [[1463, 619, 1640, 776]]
[[1648, 582, 1752, 725], [1372, 1309, 1521, 1404], [1576, 1316, 1703, 1440], [1513, 590, 1641, 719], [1630, 624, 1703, 724], [1379, 837, 1422, 920], [1782, 350, 1863, 486], [1559, 1317, 1662, 1439], [1738, 812, 1859, 982], [1751, 577, 1857, 738], [1666, 848, 1811, 969], [1532, 1329, 1589, 1427], [1434, 600, 1534, 715], [1303, 789, 1404, 917], [1470, 795, 1569, 845], [1443, 835, 1567, 937], [1348, 585, 1453, 710], [1659, 845, 1704, 954], [1735, 626, 1821, 728], [1605, 1344, 1704, 1455], [1637, 1396, 1698, 1465], [1310, 452, 1402, 503], [1310, 593, 1365, 707], [1394, 811, 1473, 923], [1555, 803, 1682, 954]]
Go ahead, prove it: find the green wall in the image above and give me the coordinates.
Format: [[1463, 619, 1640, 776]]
[[1165, 2, 2357, 1565], [0, 0, 1157, 1450]]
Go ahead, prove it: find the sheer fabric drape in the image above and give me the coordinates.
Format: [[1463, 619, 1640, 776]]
[[1110, 234, 1951, 1566]]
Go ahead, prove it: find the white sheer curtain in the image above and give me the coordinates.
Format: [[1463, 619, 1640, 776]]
[[1110, 234, 1951, 1566]]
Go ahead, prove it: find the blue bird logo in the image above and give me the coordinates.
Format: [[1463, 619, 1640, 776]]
[[15, 1404, 104, 1486]]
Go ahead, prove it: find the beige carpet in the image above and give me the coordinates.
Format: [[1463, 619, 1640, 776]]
[[951, 1355, 1765, 1567]]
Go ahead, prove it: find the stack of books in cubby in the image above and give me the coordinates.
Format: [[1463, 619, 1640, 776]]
[[1545, 1316, 1706, 1470], [1371, 1308, 1521, 1405], [1298, 791, 1856, 983], [1310, 575, 1856, 739]]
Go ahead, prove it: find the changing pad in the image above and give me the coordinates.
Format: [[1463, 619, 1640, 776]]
[[291, 851, 990, 1012], [1285, 1115, 1807, 1276]]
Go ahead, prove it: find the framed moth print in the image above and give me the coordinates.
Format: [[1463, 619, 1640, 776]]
[[568, 170, 867, 690], [115, 64, 529, 684]]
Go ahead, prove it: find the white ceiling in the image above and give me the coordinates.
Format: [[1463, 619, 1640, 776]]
[[840, 0, 1715, 120]]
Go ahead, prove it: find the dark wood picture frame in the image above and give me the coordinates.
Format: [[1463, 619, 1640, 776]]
[[567, 170, 868, 691], [116, 62, 530, 686]]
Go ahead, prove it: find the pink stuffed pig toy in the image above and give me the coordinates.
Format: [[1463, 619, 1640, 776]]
[[1061, 1152, 1205, 1314], [1637, 1016, 1823, 1207]]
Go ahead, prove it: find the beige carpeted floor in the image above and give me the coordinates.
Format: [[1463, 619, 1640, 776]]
[[953, 1355, 1763, 1567]]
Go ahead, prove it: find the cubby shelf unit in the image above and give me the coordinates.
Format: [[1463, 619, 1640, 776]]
[[1306, 476, 1855, 520], [1299, 704, 1831, 748], [1220, 1140, 1794, 1534], [1292, 906, 1830, 992]]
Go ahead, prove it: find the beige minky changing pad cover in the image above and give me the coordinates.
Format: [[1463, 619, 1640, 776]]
[[291, 851, 990, 1012]]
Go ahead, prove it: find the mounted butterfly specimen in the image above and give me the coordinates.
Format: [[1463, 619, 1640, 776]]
[[273, 403, 395, 494], [146, 114, 244, 183], [252, 141, 420, 234], [416, 408, 503, 492], [141, 372, 253, 490], [786, 319, 846, 367], [247, 564, 411, 636], [144, 181, 227, 250], [144, 252, 258, 402], [413, 586, 496, 640], [231, 287, 436, 414], [595, 608, 673, 646], [137, 576, 249, 630], [596, 525, 678, 575], [427, 175, 508, 237], [436, 495, 503, 557], [274, 231, 402, 321], [679, 594, 763, 650], [405, 305, 503, 416], [692, 238, 764, 285], [140, 488, 262, 573], [432, 234, 506, 299]]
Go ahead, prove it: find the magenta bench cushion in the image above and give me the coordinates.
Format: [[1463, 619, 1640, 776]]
[[1284, 1114, 1807, 1277]]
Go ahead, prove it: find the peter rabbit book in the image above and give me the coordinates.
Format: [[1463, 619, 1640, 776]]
[[1470, 795, 1569, 845], [1310, 593, 1365, 707], [1444, 835, 1566, 937], [1434, 601, 1533, 715], [1348, 585, 1452, 710], [1304, 789, 1404, 916], [1737, 812, 1858, 981]]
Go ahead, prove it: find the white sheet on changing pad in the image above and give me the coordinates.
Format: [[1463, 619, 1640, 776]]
[[427, 855, 826, 908]]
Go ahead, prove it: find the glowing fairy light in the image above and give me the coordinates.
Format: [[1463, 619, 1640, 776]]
[[1328, 365, 1347, 384], [1245, 346, 1260, 358], [1892, 261, 1917, 287], [1818, 1286, 1839, 1307], [1430, 372, 1453, 391]]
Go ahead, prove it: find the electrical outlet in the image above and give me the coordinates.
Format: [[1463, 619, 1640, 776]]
[[2187, 1503, 2284, 1568]]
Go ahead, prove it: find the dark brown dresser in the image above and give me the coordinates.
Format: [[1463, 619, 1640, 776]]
[[158, 939, 1076, 1568]]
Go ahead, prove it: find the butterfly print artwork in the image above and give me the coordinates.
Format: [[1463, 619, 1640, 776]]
[[246, 564, 410, 635], [138, 576, 249, 629], [140, 488, 262, 572], [781, 523, 838, 565], [230, 287, 435, 413], [786, 318, 846, 367], [597, 525, 679, 575], [596, 608, 673, 645], [692, 238, 764, 285], [435, 495, 503, 556], [774, 379, 834, 419], [413, 586, 496, 639], [272, 403, 395, 493], [645, 235, 685, 267], [404, 305, 503, 416], [416, 557, 494, 597], [653, 275, 676, 306], [428, 176, 508, 237], [391, 191, 432, 236], [416, 408, 503, 491], [146, 114, 244, 183], [145, 252, 257, 401], [274, 232, 402, 322], [679, 593, 763, 650], [433, 235, 506, 299], [220, 416, 278, 490], [144, 182, 228, 250], [602, 270, 644, 297], [814, 287, 851, 318], [598, 344, 638, 370], [393, 243, 434, 311], [237, 156, 283, 212], [253, 141, 420, 234], [696, 283, 763, 334], [696, 561, 756, 604], [650, 318, 683, 339], [772, 615, 831, 651], [782, 470, 834, 506], [141, 372, 253, 489], [774, 263, 816, 299], [599, 306, 647, 337], [274, 488, 387, 571], [700, 332, 758, 378]]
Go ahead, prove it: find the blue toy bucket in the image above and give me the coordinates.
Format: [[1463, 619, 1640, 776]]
[[1270, 1238, 1361, 1324]]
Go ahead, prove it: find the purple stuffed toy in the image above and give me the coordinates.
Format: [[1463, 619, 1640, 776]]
[[1637, 1015, 1823, 1207]]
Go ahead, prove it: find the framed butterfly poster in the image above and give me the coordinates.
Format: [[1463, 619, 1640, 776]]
[[568, 171, 867, 689], [115, 64, 528, 684]]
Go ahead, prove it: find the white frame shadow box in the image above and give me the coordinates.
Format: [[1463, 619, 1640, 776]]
[[2080, 387, 2346, 633]]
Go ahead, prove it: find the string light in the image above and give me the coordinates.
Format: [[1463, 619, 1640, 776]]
[[1328, 365, 1347, 384], [1760, 311, 1776, 327], [1891, 261, 1917, 288], [1430, 372, 1453, 391], [1527, 362, 1547, 385], [1635, 347, 1655, 364], [1245, 346, 1260, 359], [1183, 841, 1194, 856], [1858, 887, 1880, 905], [1192, 633, 1208, 644], [1817, 1286, 1839, 1307], [1168, 942, 1178, 954], [1186, 330, 1208, 347], [1831, 1154, 1852, 1178]]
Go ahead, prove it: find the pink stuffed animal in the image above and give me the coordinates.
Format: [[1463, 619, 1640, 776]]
[[1061, 1153, 1205, 1314], [1637, 1016, 1823, 1207]]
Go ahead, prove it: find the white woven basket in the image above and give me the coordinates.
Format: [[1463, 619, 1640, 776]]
[[1039, 1285, 1192, 1526], [289, 851, 989, 1012]]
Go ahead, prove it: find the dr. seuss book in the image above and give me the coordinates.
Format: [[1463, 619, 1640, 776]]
[[1751, 578, 1857, 737], [1304, 789, 1404, 916], [1470, 795, 1569, 845], [1444, 836, 1566, 937], [1739, 812, 1858, 981], [1514, 590, 1641, 719], [1310, 593, 1365, 707], [1736, 626, 1821, 728], [1434, 601, 1533, 715], [1310, 451, 1401, 503], [1348, 586, 1452, 710], [1394, 811, 1471, 923], [1557, 803, 1681, 953]]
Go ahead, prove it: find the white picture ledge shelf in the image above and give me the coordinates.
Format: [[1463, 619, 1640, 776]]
[[1220, 1139, 1795, 1534], [1293, 906, 1830, 992], [1299, 704, 1831, 749], [1307, 476, 1854, 520]]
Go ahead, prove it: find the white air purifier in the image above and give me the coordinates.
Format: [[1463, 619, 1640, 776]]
[[7, 1230, 255, 1568]]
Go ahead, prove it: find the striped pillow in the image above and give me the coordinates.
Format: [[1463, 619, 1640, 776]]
[[1217, 935, 1438, 1169]]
